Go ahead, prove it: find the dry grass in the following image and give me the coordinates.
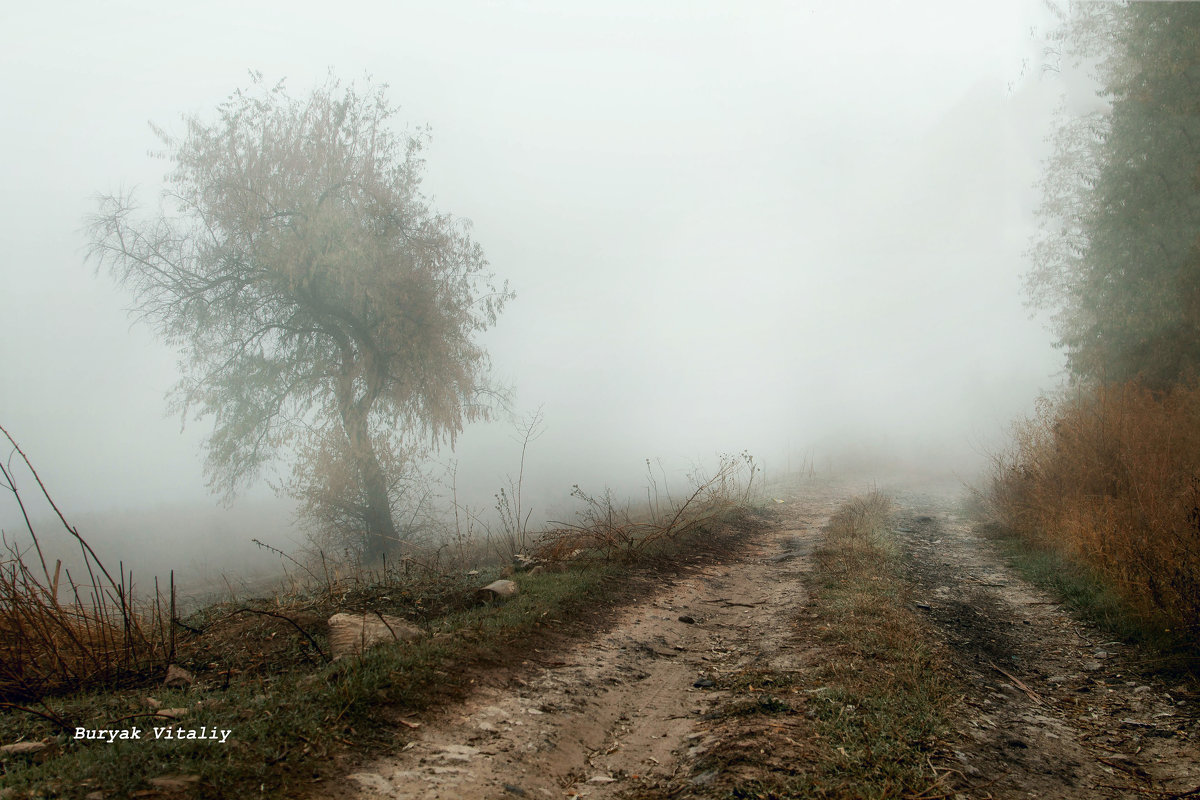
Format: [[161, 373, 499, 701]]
[[533, 451, 758, 563], [0, 552, 174, 704], [988, 381, 1200, 638], [0, 426, 174, 705]]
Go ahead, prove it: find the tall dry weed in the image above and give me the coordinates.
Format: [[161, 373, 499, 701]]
[[0, 426, 173, 702], [534, 451, 758, 563], [989, 383, 1200, 635]]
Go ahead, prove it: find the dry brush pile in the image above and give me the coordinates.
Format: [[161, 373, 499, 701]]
[[988, 382, 1200, 637]]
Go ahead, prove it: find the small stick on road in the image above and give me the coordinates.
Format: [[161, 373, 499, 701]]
[[988, 661, 1047, 706]]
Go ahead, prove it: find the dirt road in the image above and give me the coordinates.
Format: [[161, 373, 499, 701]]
[[891, 484, 1200, 799], [341, 479, 1200, 799]]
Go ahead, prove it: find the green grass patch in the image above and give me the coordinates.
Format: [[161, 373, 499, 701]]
[[986, 523, 1139, 634], [792, 493, 956, 798]]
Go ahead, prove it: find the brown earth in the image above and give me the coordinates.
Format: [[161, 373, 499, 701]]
[[329, 478, 1200, 799]]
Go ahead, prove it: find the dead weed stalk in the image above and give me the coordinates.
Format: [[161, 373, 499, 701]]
[[535, 451, 758, 562], [0, 425, 173, 701]]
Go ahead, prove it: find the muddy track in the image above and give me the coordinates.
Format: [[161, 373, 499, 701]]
[[339, 486, 848, 799], [888, 483, 1200, 799]]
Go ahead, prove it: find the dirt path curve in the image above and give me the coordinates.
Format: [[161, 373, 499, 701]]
[[885, 481, 1200, 799], [344, 486, 849, 800]]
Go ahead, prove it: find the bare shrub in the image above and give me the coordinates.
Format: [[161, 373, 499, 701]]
[[489, 407, 545, 561], [534, 451, 758, 563]]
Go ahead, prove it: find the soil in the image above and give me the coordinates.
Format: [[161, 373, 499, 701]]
[[332, 478, 1200, 799]]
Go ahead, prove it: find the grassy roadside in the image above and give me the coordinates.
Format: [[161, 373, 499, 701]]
[[986, 382, 1200, 642], [980, 521, 1200, 673], [0, 510, 759, 800], [0, 564, 611, 798], [982, 521, 1142, 638], [673, 493, 961, 799]]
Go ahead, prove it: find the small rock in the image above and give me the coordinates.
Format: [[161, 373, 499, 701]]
[[1134, 685, 1153, 694], [328, 612, 423, 660], [476, 579, 519, 602], [147, 775, 200, 791], [434, 744, 479, 762], [587, 774, 616, 784], [162, 664, 194, 689], [0, 740, 49, 757], [503, 785, 527, 797], [693, 678, 715, 688], [348, 773, 394, 793], [1083, 661, 1104, 672], [678, 615, 696, 624]]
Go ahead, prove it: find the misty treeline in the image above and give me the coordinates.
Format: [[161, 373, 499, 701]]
[[993, 4, 1200, 637], [87, 73, 512, 563]]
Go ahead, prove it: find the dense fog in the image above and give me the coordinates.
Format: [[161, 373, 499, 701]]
[[0, 2, 1083, 587]]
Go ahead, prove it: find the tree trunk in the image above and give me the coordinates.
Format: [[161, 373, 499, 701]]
[[341, 402, 399, 564], [359, 444, 399, 563]]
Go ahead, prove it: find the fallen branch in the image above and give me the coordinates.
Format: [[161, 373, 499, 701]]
[[1094, 784, 1200, 798]]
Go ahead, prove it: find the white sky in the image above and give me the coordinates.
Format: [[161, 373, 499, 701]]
[[0, 1, 1076, 565]]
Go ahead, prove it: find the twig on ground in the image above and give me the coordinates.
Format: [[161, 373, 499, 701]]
[[988, 661, 1047, 706]]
